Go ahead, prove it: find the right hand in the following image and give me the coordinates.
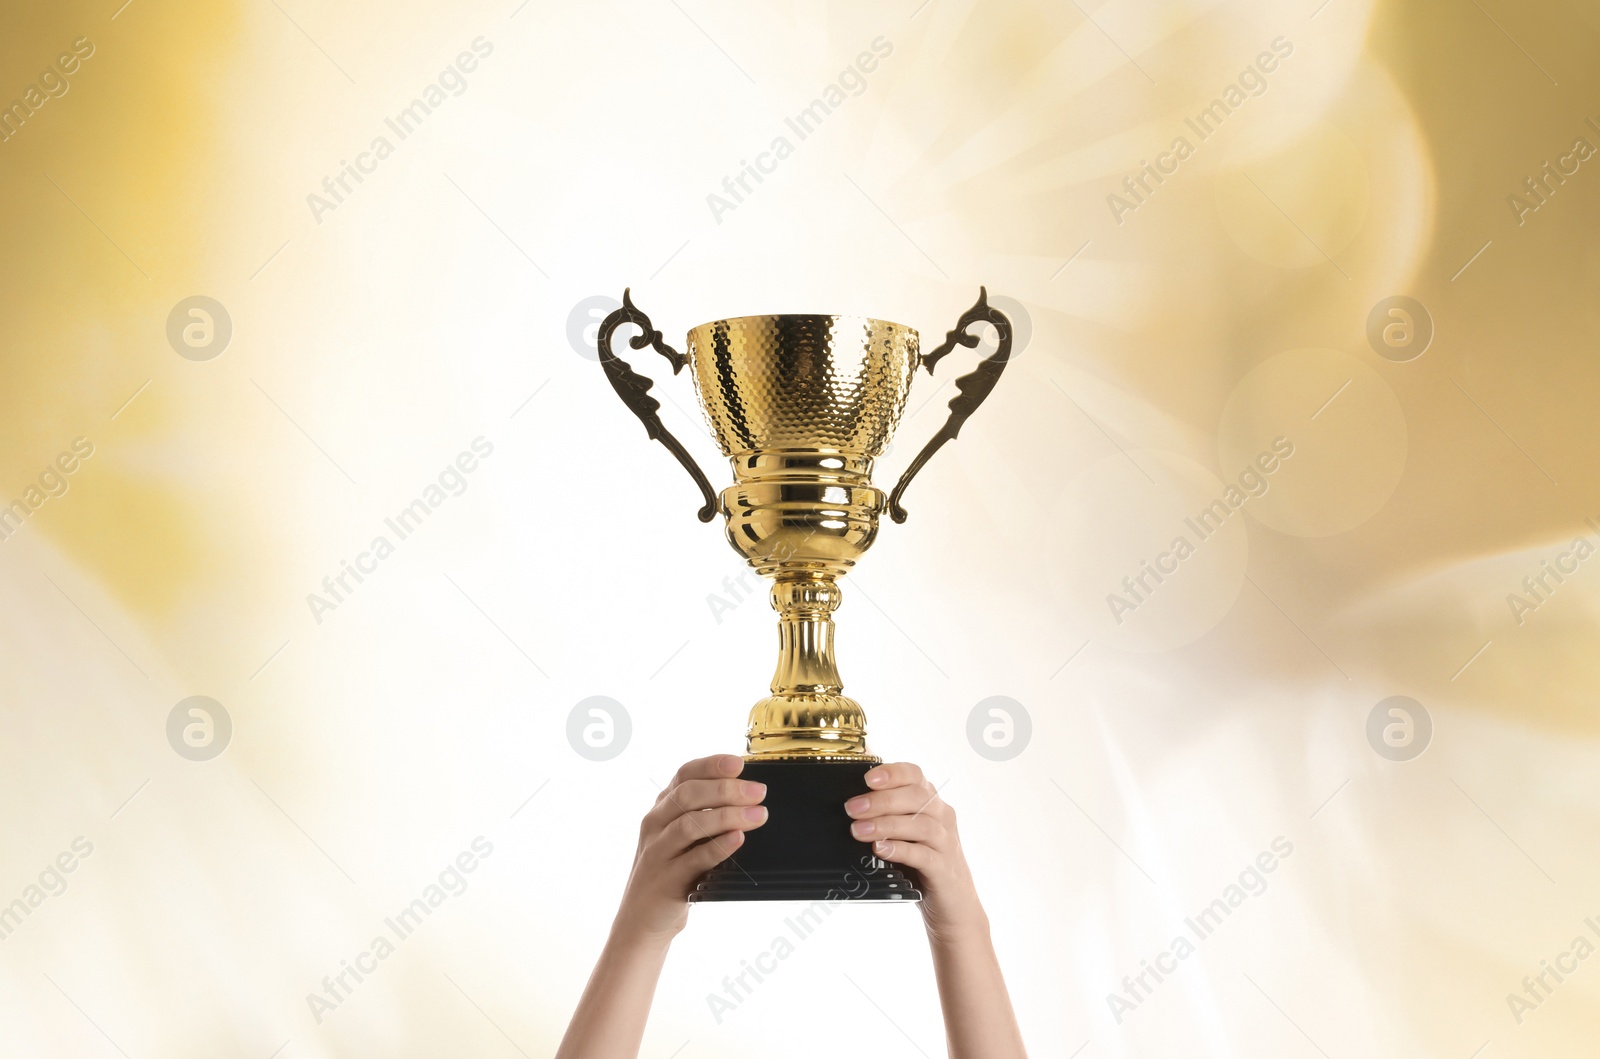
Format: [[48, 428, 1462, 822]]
[[613, 754, 768, 940]]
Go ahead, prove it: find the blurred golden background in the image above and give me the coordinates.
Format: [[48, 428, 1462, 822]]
[[2, 0, 1598, 1055]]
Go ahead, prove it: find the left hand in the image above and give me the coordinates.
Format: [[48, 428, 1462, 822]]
[[844, 761, 987, 941]]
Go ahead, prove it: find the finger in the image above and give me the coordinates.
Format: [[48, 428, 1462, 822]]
[[658, 804, 768, 857], [669, 754, 745, 789], [849, 813, 946, 850], [653, 754, 745, 809], [844, 785, 945, 821], [674, 828, 747, 877], [863, 761, 926, 792], [869, 838, 935, 872], [646, 777, 765, 826]]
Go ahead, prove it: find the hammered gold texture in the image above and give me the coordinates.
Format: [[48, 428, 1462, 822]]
[[686, 315, 920, 458]]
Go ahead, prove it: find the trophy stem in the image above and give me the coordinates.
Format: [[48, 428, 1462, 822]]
[[745, 575, 875, 761], [769, 578, 845, 696]]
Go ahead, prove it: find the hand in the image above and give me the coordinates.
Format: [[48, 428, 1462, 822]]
[[845, 761, 986, 943], [613, 754, 768, 941]]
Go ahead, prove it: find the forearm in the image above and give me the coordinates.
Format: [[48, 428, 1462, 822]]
[[928, 915, 1027, 1059], [557, 756, 764, 1057], [848, 764, 1027, 1057], [554, 925, 674, 1059]]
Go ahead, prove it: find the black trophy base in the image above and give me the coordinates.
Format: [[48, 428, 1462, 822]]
[[690, 759, 923, 903]]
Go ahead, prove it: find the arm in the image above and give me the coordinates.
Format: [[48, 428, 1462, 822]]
[[846, 762, 1028, 1059], [555, 754, 768, 1059]]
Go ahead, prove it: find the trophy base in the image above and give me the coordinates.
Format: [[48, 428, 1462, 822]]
[[690, 759, 923, 903]]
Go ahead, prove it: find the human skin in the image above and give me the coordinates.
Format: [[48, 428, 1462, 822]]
[[845, 760, 1028, 1058], [555, 754, 1027, 1059]]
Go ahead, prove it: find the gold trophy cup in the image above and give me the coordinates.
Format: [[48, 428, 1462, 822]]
[[595, 289, 1012, 901]]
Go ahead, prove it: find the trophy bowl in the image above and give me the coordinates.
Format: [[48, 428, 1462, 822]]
[[594, 289, 1013, 901], [689, 313, 918, 763]]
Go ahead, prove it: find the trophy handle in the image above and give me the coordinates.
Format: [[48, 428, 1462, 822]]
[[887, 287, 1013, 524], [597, 289, 719, 523]]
